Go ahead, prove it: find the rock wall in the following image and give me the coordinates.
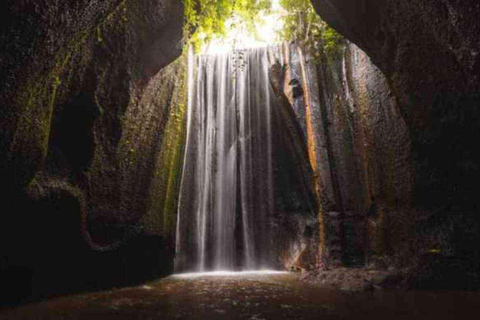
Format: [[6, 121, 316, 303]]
[[311, 0, 480, 282], [287, 42, 411, 268], [0, 0, 186, 303], [311, 0, 480, 210], [318, 45, 411, 267]]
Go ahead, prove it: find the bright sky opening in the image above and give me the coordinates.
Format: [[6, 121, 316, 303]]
[[202, 0, 284, 55]]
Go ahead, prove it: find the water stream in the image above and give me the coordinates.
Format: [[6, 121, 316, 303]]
[[175, 47, 284, 272]]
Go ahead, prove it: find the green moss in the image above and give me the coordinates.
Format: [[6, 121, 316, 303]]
[[96, 26, 104, 43], [161, 90, 187, 233], [11, 49, 72, 163], [121, 2, 128, 24], [7, 0, 132, 188], [147, 55, 188, 238]]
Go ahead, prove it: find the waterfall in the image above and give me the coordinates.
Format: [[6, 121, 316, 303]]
[[175, 44, 317, 273], [175, 46, 283, 272]]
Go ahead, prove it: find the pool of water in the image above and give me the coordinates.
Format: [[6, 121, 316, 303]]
[[2, 272, 480, 319]]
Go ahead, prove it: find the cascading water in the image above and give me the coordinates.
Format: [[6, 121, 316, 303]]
[[175, 44, 317, 273], [175, 46, 282, 272]]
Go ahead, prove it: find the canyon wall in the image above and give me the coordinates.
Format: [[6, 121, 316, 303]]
[[285, 43, 411, 269], [311, 0, 480, 285], [311, 0, 480, 213], [0, 0, 186, 303]]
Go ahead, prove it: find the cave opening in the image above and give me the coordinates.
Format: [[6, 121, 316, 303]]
[[1, 0, 480, 316]]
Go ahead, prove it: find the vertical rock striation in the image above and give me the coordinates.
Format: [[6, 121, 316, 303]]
[[311, 0, 480, 280], [279, 42, 411, 268]]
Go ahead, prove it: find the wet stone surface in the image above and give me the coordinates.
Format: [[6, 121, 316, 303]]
[[2, 272, 480, 319]]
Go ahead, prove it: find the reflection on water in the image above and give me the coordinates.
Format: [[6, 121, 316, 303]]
[[3, 273, 480, 319], [173, 270, 289, 279]]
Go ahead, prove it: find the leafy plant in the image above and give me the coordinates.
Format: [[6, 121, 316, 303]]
[[184, 0, 272, 52], [278, 0, 344, 57]]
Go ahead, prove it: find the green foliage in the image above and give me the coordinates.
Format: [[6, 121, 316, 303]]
[[278, 0, 344, 57], [184, 0, 272, 52], [183, 0, 343, 56]]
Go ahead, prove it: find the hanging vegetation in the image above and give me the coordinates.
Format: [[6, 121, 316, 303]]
[[183, 0, 344, 57], [184, 0, 272, 52], [277, 0, 344, 57]]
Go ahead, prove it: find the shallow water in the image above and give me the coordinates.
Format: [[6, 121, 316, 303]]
[[2, 273, 480, 319]]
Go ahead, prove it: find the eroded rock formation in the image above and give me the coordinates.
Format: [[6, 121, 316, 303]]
[[312, 0, 480, 286], [0, 0, 186, 303], [278, 42, 411, 269], [311, 0, 480, 210]]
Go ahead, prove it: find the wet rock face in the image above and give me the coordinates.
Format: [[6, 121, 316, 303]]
[[311, 43, 411, 267], [311, 0, 480, 211], [311, 0, 480, 274], [263, 43, 412, 269], [0, 0, 185, 303]]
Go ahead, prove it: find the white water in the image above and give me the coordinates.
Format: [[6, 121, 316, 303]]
[[172, 270, 288, 279], [175, 47, 283, 272]]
